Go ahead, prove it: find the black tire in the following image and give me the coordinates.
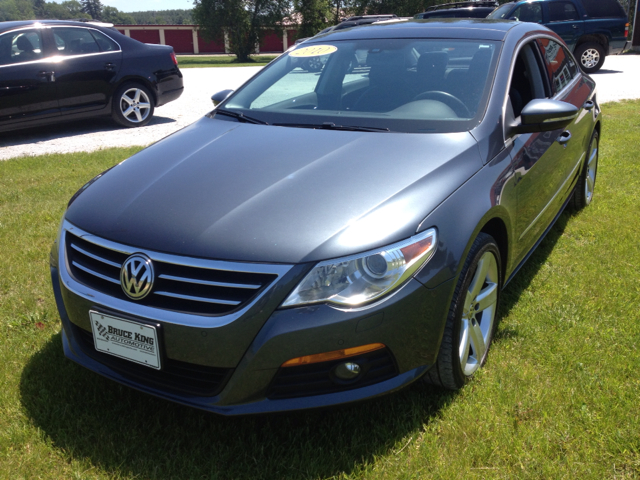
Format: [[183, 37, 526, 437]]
[[575, 42, 605, 74], [112, 83, 155, 128], [424, 233, 502, 390], [572, 130, 599, 210]]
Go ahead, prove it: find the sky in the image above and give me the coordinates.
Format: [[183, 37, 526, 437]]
[[51, 0, 195, 13]]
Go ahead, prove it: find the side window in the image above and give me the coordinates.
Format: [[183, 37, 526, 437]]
[[53, 28, 100, 56], [536, 38, 578, 94], [581, 0, 626, 18], [0, 30, 44, 66], [507, 42, 547, 117], [512, 3, 543, 23], [548, 2, 580, 22], [90, 30, 120, 52]]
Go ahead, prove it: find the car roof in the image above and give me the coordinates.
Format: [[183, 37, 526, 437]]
[[311, 18, 520, 42], [0, 19, 113, 33]]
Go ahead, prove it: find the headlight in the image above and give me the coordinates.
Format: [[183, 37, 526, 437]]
[[282, 228, 437, 308]]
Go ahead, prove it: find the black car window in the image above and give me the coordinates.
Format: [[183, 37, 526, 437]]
[[507, 42, 547, 117], [581, 0, 626, 18], [53, 27, 101, 56], [548, 2, 580, 22], [0, 30, 44, 66], [89, 30, 120, 52], [536, 38, 578, 94], [512, 3, 543, 23]]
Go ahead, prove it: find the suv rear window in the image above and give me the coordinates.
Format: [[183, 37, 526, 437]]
[[580, 0, 626, 18]]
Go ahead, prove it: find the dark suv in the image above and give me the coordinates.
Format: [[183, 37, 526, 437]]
[[414, 1, 498, 19], [487, 0, 629, 73]]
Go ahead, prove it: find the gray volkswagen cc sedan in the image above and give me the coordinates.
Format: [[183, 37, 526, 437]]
[[50, 19, 600, 415]]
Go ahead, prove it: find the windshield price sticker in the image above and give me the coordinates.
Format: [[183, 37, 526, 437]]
[[89, 311, 161, 370], [289, 45, 338, 57]]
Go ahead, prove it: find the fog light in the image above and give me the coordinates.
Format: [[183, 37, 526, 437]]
[[334, 362, 361, 380]]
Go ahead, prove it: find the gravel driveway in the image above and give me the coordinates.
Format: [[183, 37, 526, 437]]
[[1, 54, 639, 161]]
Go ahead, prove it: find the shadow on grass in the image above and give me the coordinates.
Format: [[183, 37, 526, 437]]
[[20, 335, 456, 479]]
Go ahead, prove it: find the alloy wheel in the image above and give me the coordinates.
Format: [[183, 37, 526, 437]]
[[585, 135, 598, 205], [459, 251, 499, 376], [119, 87, 151, 124], [581, 49, 600, 69]]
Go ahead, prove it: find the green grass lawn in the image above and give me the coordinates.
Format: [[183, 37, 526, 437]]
[[176, 55, 278, 68], [0, 101, 639, 479]]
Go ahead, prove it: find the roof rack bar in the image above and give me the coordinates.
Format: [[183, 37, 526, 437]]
[[425, 1, 498, 12]]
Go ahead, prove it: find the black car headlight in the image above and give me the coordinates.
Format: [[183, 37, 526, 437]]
[[282, 228, 437, 308]]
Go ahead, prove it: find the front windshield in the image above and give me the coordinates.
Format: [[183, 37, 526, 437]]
[[222, 38, 500, 133], [486, 4, 515, 19]]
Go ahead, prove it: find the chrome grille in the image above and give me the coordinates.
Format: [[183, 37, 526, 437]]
[[65, 229, 280, 316]]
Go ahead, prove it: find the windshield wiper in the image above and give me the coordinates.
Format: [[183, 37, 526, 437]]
[[214, 109, 269, 125], [273, 122, 390, 132]]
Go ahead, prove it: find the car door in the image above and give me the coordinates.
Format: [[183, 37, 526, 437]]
[[0, 28, 59, 129], [49, 26, 122, 115], [509, 39, 587, 265], [544, 1, 585, 50]]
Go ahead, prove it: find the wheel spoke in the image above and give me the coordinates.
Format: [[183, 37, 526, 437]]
[[586, 174, 594, 193], [589, 146, 598, 166], [122, 106, 134, 117], [459, 318, 471, 367], [122, 95, 134, 106], [468, 321, 486, 361], [468, 256, 490, 299], [134, 109, 143, 122], [476, 282, 498, 312], [138, 102, 150, 111], [134, 89, 141, 103]]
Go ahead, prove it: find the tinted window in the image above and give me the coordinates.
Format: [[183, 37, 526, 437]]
[[90, 30, 120, 52], [224, 39, 500, 133], [548, 2, 579, 22], [0, 30, 44, 66], [512, 3, 543, 23], [487, 3, 516, 19], [536, 38, 579, 93], [53, 28, 100, 55], [581, 0, 626, 18]]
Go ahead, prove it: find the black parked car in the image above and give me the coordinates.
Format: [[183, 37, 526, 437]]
[[487, 0, 629, 72], [51, 19, 600, 415], [0, 20, 183, 132], [414, 1, 498, 19]]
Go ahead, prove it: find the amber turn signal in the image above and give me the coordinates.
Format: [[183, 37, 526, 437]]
[[281, 343, 385, 367]]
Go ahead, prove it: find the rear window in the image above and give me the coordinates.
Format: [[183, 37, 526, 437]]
[[580, 0, 626, 18]]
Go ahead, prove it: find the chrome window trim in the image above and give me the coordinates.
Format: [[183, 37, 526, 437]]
[[58, 219, 294, 328]]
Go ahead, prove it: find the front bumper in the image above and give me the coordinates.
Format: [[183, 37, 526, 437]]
[[51, 228, 455, 415]]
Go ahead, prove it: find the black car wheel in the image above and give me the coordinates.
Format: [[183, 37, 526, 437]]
[[424, 233, 501, 390], [304, 57, 324, 72], [112, 83, 155, 128], [572, 130, 599, 210], [575, 42, 605, 74]]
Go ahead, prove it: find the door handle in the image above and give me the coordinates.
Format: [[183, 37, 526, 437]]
[[104, 62, 116, 71], [37, 71, 55, 82], [557, 130, 572, 146], [583, 100, 595, 111]]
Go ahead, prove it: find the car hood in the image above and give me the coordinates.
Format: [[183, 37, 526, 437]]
[[66, 116, 482, 264]]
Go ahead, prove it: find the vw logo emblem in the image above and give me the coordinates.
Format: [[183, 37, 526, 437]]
[[120, 254, 154, 300]]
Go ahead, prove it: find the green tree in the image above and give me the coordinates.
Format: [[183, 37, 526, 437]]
[[102, 5, 135, 24], [193, 0, 290, 62], [0, 0, 35, 20], [43, 0, 90, 20], [81, 0, 103, 19], [295, 0, 331, 38], [33, 0, 46, 17]]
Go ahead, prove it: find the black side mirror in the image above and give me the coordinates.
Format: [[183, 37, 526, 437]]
[[211, 89, 234, 107], [508, 99, 578, 136]]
